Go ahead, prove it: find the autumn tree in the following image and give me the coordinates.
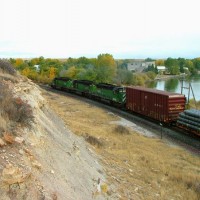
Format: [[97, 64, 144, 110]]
[[49, 67, 56, 80], [64, 66, 84, 79], [21, 67, 31, 77], [14, 58, 24, 68], [155, 59, 165, 66], [95, 54, 117, 83]]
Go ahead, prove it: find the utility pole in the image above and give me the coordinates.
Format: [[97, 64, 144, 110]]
[[180, 76, 197, 108]]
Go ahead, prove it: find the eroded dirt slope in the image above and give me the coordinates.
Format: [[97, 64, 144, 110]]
[[0, 76, 110, 200]]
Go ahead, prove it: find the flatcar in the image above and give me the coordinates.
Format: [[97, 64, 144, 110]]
[[177, 109, 200, 136]]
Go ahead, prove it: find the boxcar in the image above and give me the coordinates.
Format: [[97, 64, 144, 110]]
[[126, 86, 186, 123]]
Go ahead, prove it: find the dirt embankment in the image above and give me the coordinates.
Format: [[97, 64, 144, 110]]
[[0, 74, 110, 199]]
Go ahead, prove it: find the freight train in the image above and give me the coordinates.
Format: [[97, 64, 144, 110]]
[[51, 77, 200, 136]]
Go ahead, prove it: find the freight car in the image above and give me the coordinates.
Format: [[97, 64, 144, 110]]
[[177, 109, 200, 136], [126, 86, 186, 124]]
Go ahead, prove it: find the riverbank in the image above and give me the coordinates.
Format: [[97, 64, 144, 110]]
[[155, 74, 186, 80]]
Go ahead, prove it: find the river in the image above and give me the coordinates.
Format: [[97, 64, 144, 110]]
[[147, 75, 200, 101]]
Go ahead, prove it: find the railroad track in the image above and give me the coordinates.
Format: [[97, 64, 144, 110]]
[[39, 84, 200, 155]]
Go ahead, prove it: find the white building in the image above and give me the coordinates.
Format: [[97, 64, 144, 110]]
[[34, 65, 40, 72]]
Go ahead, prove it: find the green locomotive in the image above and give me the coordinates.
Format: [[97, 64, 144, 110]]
[[51, 77, 126, 106]]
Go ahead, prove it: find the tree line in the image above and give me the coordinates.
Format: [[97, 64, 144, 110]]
[[8, 55, 200, 86], [155, 57, 200, 75]]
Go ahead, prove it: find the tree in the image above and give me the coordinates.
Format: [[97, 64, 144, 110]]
[[184, 60, 196, 75], [49, 67, 56, 80], [177, 58, 186, 73], [155, 59, 165, 66], [146, 71, 156, 80], [96, 54, 117, 83], [145, 58, 155, 62], [114, 69, 133, 85], [64, 66, 84, 79], [193, 58, 200, 70], [21, 67, 30, 77], [14, 58, 24, 68], [165, 58, 180, 75], [77, 67, 97, 81]]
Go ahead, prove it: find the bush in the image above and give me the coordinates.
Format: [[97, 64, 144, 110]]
[[0, 81, 34, 134], [85, 134, 104, 148], [0, 59, 16, 75], [114, 125, 130, 135], [7, 97, 34, 125]]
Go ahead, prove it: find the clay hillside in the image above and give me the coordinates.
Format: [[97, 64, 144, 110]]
[[0, 60, 108, 200]]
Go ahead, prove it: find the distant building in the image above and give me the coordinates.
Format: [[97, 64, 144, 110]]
[[34, 65, 40, 72], [157, 66, 166, 74], [127, 60, 155, 72]]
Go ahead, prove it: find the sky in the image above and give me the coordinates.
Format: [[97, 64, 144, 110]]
[[1, 0, 200, 59]]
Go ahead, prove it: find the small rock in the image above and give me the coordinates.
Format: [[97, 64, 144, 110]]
[[15, 137, 25, 144], [19, 149, 24, 155], [32, 160, 42, 169], [50, 170, 55, 174], [24, 148, 33, 156], [3, 133, 14, 144], [2, 163, 31, 184], [129, 169, 133, 173], [134, 187, 139, 192], [0, 138, 6, 147]]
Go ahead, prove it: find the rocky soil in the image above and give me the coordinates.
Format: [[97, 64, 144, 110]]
[[0, 76, 111, 200]]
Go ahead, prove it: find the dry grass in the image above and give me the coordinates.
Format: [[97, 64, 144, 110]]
[[0, 79, 34, 136], [189, 99, 200, 110], [43, 90, 200, 200], [0, 59, 16, 75], [0, 115, 7, 133]]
